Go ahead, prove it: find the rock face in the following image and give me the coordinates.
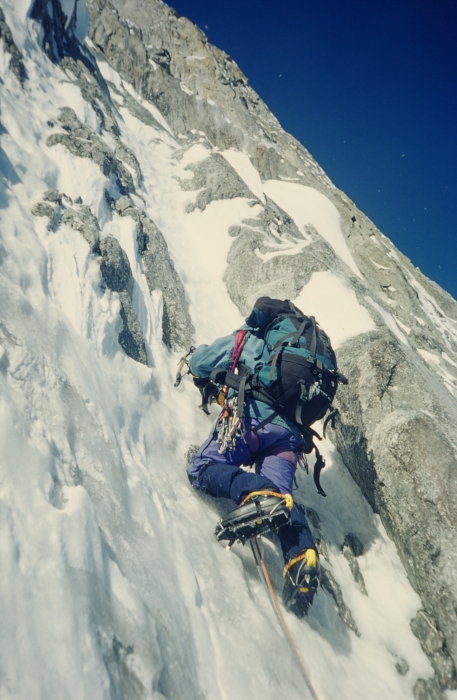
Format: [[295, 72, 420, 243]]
[[24, 0, 457, 695], [31, 188, 149, 363], [177, 153, 257, 212], [0, 7, 27, 84], [113, 195, 194, 350], [136, 214, 194, 350], [47, 107, 135, 195], [100, 236, 149, 365], [60, 205, 101, 254], [30, 0, 194, 354], [333, 329, 457, 693]]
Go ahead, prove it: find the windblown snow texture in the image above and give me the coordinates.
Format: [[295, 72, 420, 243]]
[[1, 0, 457, 698]]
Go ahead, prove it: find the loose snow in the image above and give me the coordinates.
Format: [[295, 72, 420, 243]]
[[220, 149, 266, 202], [294, 271, 376, 348]]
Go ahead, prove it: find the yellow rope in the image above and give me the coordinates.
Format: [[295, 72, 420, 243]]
[[239, 490, 294, 509], [283, 548, 318, 578]]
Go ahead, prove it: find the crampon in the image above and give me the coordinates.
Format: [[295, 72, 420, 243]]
[[215, 491, 293, 547]]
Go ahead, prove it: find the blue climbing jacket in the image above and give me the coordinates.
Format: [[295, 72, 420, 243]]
[[189, 327, 303, 440]]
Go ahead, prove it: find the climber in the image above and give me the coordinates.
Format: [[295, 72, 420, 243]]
[[186, 297, 344, 617]]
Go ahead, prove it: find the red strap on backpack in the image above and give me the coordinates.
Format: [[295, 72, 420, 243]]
[[230, 329, 248, 371]]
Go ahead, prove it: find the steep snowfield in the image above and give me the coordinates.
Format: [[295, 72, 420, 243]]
[[0, 3, 448, 698]]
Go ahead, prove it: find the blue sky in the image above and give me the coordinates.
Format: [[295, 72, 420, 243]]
[[169, 0, 457, 301]]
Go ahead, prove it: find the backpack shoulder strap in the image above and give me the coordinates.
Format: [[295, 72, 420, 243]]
[[308, 315, 318, 362]]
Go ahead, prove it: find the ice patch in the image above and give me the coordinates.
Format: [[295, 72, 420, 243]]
[[264, 181, 362, 278], [220, 149, 265, 202], [395, 318, 411, 335], [178, 143, 211, 168], [294, 271, 376, 348], [418, 350, 456, 396], [365, 298, 409, 345], [370, 259, 390, 270], [442, 352, 457, 368], [122, 80, 174, 135], [180, 82, 194, 95], [97, 60, 123, 90], [255, 239, 311, 261], [405, 268, 457, 348], [370, 235, 382, 249]]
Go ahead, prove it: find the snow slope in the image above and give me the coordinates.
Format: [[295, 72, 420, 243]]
[[0, 2, 449, 698]]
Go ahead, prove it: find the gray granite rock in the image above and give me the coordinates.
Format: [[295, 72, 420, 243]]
[[414, 678, 448, 700], [110, 194, 194, 350], [87, 0, 330, 191], [60, 54, 121, 136], [60, 206, 101, 254], [223, 198, 356, 315], [136, 213, 194, 350], [100, 236, 148, 365], [411, 610, 457, 689], [331, 328, 457, 688], [177, 153, 257, 212], [0, 7, 27, 85], [46, 108, 134, 195], [31, 202, 54, 220], [43, 188, 63, 204]]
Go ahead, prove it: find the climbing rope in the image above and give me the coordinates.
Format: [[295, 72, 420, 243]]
[[250, 537, 320, 700]]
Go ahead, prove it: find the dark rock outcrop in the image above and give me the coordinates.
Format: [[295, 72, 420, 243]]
[[31, 202, 54, 221], [100, 236, 148, 365], [47, 108, 134, 195], [60, 206, 101, 254], [30, 0, 88, 64], [411, 610, 457, 689], [136, 215, 194, 351], [0, 7, 27, 85], [177, 153, 257, 212], [112, 196, 194, 351]]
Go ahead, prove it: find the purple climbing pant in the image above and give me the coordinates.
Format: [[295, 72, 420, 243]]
[[188, 419, 300, 494], [187, 419, 315, 562]]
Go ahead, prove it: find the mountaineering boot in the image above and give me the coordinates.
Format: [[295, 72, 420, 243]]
[[283, 548, 320, 617], [215, 491, 293, 547]]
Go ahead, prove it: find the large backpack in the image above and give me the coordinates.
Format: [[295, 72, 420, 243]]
[[210, 298, 347, 494], [212, 297, 345, 430]]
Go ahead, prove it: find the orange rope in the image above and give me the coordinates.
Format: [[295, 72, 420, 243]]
[[239, 490, 293, 508], [252, 537, 320, 700]]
